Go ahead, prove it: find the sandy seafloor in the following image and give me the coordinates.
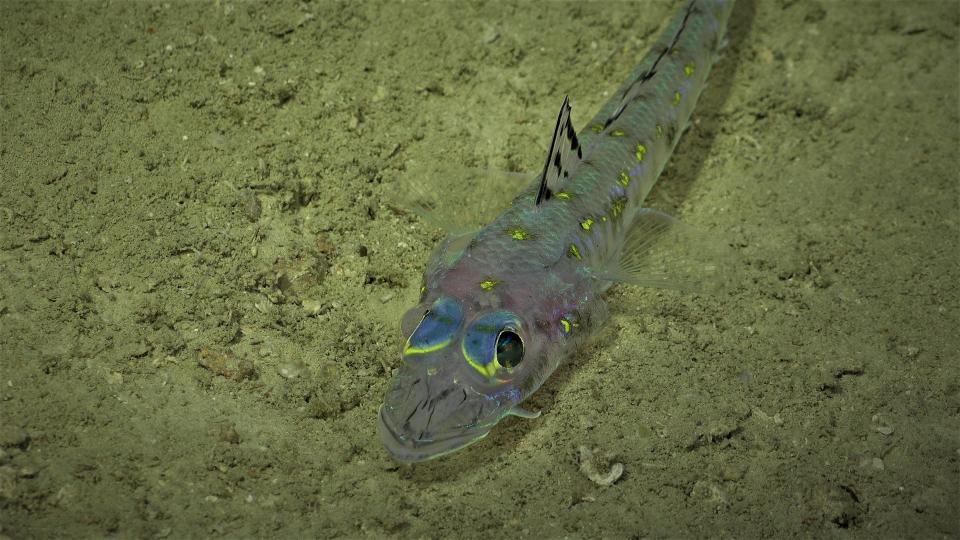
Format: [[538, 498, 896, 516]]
[[1, 0, 958, 537]]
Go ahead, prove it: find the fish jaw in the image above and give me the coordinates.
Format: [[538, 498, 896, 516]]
[[378, 404, 491, 463], [378, 356, 517, 463]]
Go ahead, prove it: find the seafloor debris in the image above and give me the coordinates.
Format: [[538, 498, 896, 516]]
[[217, 422, 241, 445], [196, 347, 257, 381], [578, 445, 624, 486]]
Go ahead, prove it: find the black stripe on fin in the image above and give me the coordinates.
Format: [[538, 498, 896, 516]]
[[603, 1, 697, 129], [536, 96, 582, 206]]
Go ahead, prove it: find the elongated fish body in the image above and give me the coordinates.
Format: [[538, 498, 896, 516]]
[[380, 0, 735, 462]]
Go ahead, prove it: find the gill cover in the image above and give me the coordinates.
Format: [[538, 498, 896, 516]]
[[462, 311, 524, 378], [404, 296, 463, 356]]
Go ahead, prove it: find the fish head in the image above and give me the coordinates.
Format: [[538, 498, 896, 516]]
[[379, 293, 551, 463]]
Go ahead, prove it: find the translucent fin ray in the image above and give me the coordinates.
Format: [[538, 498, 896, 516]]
[[507, 406, 541, 419], [393, 161, 530, 235], [598, 208, 738, 293]]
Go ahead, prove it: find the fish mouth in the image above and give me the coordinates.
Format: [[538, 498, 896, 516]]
[[378, 405, 489, 463]]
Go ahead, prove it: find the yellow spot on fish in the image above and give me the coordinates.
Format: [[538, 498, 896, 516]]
[[568, 244, 581, 260], [656, 124, 663, 138], [684, 62, 695, 77], [555, 191, 571, 200], [479, 279, 498, 291], [618, 170, 630, 187], [611, 197, 626, 218], [591, 124, 604, 133], [672, 91, 681, 106], [560, 319, 571, 334], [508, 228, 530, 240], [580, 218, 594, 231], [600, 215, 608, 222], [635, 142, 646, 162], [610, 129, 625, 137]]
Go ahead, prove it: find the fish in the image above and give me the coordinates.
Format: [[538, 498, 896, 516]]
[[379, 0, 736, 463]]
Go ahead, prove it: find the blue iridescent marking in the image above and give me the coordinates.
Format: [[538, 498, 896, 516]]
[[404, 296, 464, 355], [462, 311, 521, 377]]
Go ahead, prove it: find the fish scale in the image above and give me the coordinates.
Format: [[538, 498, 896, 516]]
[[380, 0, 735, 463]]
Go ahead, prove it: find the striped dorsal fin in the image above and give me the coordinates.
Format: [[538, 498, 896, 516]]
[[535, 96, 582, 205]]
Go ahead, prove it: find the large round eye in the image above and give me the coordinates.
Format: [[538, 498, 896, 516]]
[[495, 331, 523, 367], [462, 311, 524, 378]]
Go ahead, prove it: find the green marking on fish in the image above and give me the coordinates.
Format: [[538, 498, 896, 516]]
[[508, 228, 530, 240], [635, 142, 647, 162]]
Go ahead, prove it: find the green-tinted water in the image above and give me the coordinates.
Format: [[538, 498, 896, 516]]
[[1, 0, 957, 537]]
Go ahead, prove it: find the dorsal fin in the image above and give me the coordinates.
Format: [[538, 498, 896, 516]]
[[535, 96, 583, 205]]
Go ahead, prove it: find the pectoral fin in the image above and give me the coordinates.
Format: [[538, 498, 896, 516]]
[[596, 208, 739, 293], [507, 406, 541, 419], [394, 162, 530, 235]]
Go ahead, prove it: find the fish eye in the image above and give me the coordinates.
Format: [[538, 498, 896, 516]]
[[495, 330, 524, 368], [462, 311, 524, 377]]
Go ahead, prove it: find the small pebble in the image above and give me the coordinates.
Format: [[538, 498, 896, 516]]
[[876, 426, 894, 436], [482, 24, 500, 44], [243, 191, 261, 222], [0, 426, 29, 449], [217, 424, 241, 445], [302, 299, 323, 316], [279, 359, 306, 379], [896, 344, 920, 359]]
